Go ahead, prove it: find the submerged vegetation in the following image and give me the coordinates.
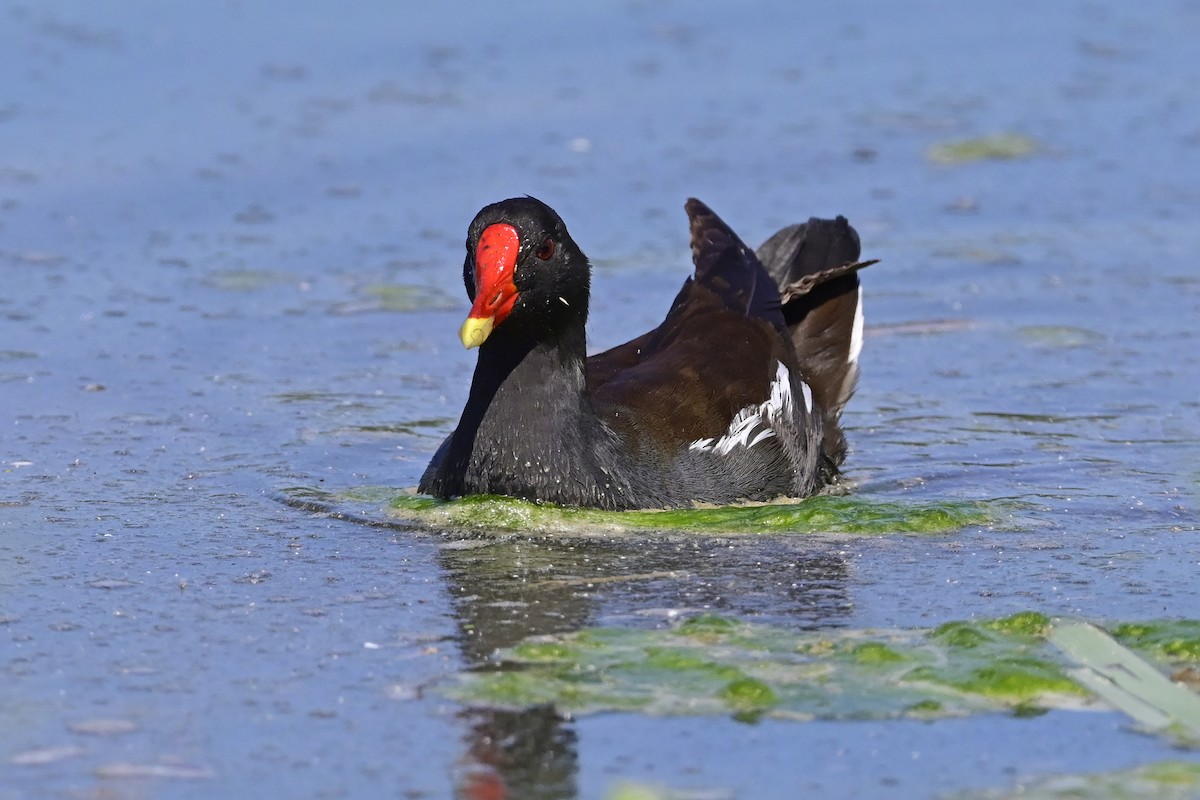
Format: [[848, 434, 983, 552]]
[[445, 613, 1200, 741], [944, 761, 1200, 800], [926, 133, 1040, 165]]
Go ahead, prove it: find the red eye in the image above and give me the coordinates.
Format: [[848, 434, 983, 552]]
[[535, 238, 556, 260]]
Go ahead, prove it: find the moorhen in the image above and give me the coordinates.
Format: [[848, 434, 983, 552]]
[[419, 197, 875, 510]]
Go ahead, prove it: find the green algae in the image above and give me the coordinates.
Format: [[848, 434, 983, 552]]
[[985, 611, 1053, 638], [718, 676, 779, 710], [607, 783, 673, 800], [849, 641, 908, 664], [204, 268, 298, 291], [907, 656, 1083, 702], [446, 612, 1094, 721], [510, 641, 576, 663], [334, 283, 459, 314], [927, 133, 1039, 165], [445, 613, 1200, 735], [1017, 324, 1106, 348], [931, 621, 996, 649], [384, 492, 995, 536], [945, 760, 1200, 800], [1111, 621, 1200, 662], [678, 614, 738, 634]]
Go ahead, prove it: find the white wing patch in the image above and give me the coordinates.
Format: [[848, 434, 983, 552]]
[[769, 360, 793, 418], [688, 362, 811, 455], [848, 289, 864, 365]]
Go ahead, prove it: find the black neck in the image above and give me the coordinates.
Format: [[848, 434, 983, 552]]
[[467, 322, 588, 432], [444, 322, 614, 503]]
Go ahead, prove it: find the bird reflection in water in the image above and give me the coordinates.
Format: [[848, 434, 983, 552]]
[[437, 534, 853, 799]]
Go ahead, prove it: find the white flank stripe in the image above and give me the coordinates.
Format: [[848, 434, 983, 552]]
[[800, 381, 813, 413], [848, 289, 864, 365], [688, 362, 793, 455], [747, 428, 777, 448], [712, 408, 761, 455], [768, 361, 792, 418]]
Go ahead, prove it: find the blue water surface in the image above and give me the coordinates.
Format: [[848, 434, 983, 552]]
[[3, 1, 1199, 798]]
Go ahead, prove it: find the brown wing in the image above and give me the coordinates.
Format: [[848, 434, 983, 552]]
[[587, 280, 789, 455], [584, 199, 796, 457]]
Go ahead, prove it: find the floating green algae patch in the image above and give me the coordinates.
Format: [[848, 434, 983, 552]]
[[945, 760, 1200, 800], [205, 268, 299, 291], [1111, 621, 1200, 662], [927, 133, 1039, 165], [446, 612, 1090, 721], [1017, 324, 1106, 348], [330, 283, 459, 314], [606, 784, 667, 800], [384, 492, 996, 536], [445, 613, 1200, 730], [617, 766, 1200, 800]]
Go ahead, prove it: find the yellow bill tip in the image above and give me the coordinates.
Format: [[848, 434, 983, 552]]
[[459, 316, 494, 349]]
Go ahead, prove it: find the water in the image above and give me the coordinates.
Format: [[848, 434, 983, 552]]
[[3, 1, 1199, 798]]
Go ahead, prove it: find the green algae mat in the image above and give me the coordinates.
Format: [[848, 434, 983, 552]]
[[610, 761, 1200, 800], [379, 491, 999, 536], [926, 132, 1040, 165], [946, 760, 1200, 800], [278, 485, 1006, 536], [444, 613, 1200, 745]]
